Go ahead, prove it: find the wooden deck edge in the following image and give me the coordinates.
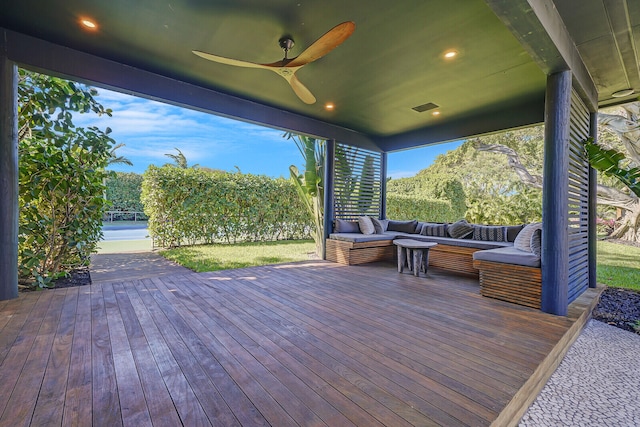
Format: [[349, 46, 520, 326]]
[[491, 284, 606, 427]]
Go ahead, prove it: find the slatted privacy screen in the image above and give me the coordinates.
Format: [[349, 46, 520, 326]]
[[333, 143, 383, 220], [567, 89, 591, 303]]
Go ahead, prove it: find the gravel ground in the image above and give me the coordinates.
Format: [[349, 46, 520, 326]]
[[520, 319, 640, 426], [592, 287, 640, 335]]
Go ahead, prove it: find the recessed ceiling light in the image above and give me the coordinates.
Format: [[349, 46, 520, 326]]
[[324, 103, 335, 111], [432, 111, 441, 116], [443, 50, 458, 59], [612, 88, 634, 98], [80, 18, 98, 30]]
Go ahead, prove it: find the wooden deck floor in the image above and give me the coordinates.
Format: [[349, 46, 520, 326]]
[[0, 261, 598, 426]]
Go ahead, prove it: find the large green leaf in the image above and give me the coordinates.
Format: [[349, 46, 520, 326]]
[[584, 137, 640, 197]]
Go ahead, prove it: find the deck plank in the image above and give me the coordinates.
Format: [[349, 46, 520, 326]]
[[0, 260, 596, 426], [91, 284, 123, 427], [0, 289, 67, 426], [219, 268, 486, 426], [146, 276, 298, 427], [30, 288, 79, 426], [159, 274, 364, 427], [102, 283, 154, 427], [125, 281, 213, 427], [63, 287, 94, 427], [111, 282, 183, 427], [136, 278, 241, 426]]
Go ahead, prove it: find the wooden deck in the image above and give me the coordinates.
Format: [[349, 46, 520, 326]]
[[0, 261, 600, 426]]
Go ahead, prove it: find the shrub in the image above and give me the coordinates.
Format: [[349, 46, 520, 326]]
[[105, 172, 144, 213], [387, 173, 466, 219], [18, 70, 114, 287], [141, 166, 312, 247], [386, 194, 460, 223]]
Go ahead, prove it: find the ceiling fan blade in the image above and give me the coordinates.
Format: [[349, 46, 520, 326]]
[[192, 50, 269, 69], [286, 21, 355, 68], [283, 73, 316, 104]]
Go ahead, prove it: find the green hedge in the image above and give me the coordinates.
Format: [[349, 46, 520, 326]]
[[387, 173, 466, 219], [105, 172, 144, 213], [386, 194, 461, 223], [141, 166, 312, 247]]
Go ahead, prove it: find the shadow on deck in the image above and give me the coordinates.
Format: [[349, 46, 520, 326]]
[[0, 261, 602, 426]]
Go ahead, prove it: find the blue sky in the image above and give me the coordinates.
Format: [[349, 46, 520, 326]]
[[73, 88, 461, 179]]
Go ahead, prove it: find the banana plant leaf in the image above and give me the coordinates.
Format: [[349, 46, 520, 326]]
[[584, 137, 640, 197]]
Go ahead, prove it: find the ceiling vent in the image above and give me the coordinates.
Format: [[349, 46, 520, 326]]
[[412, 102, 439, 113]]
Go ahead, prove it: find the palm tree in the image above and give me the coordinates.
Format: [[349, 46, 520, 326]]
[[164, 148, 198, 169], [108, 143, 133, 166]]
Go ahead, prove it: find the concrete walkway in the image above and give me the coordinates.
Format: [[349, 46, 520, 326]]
[[90, 251, 192, 284], [520, 319, 640, 426]]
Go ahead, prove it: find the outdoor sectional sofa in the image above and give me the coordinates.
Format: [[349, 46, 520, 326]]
[[326, 218, 544, 308]]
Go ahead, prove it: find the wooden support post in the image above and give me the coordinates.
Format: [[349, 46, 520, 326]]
[[380, 151, 387, 220], [322, 139, 335, 260], [0, 52, 19, 300], [541, 71, 571, 315], [588, 112, 598, 288]]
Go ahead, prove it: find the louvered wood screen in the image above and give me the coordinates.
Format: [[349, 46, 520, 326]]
[[567, 89, 590, 303], [333, 143, 383, 220]]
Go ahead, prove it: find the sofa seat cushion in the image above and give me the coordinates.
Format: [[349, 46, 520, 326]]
[[329, 233, 395, 243], [472, 246, 541, 268], [412, 235, 512, 250]]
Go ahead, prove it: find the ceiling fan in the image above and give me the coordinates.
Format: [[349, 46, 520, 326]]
[[193, 21, 355, 104]]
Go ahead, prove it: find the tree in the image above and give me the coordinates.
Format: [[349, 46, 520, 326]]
[[592, 103, 640, 240], [401, 127, 544, 225], [479, 101, 640, 241], [164, 147, 198, 169], [18, 69, 116, 286], [108, 143, 133, 166], [287, 134, 325, 256]]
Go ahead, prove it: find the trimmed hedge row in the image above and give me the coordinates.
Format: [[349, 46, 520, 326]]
[[386, 194, 461, 223], [105, 172, 144, 213], [141, 166, 312, 247]]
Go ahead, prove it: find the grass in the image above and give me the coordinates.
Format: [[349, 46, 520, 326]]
[[96, 239, 153, 254], [160, 240, 317, 272], [597, 240, 640, 291], [99, 235, 640, 290]]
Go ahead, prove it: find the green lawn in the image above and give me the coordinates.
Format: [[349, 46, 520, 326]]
[[96, 239, 153, 254], [161, 240, 317, 272], [105, 236, 639, 290], [597, 240, 640, 291]]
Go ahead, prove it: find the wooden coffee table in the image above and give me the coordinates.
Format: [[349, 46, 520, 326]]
[[393, 239, 438, 277]]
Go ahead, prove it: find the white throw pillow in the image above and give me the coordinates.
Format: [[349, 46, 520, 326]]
[[358, 216, 375, 235], [514, 222, 542, 252]]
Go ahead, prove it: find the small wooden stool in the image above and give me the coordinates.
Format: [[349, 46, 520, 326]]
[[393, 239, 438, 277]]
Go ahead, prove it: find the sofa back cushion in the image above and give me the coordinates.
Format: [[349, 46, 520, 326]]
[[420, 223, 448, 237], [514, 222, 542, 252], [473, 225, 507, 242], [505, 224, 525, 242], [387, 219, 418, 233], [370, 217, 389, 234], [358, 216, 376, 235], [448, 219, 474, 239], [334, 219, 360, 233]]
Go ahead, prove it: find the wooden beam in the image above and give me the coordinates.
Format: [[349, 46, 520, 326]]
[[485, 0, 598, 112], [322, 139, 335, 260], [0, 28, 380, 153], [541, 70, 571, 315], [380, 152, 388, 220], [0, 49, 19, 301], [588, 112, 597, 288], [377, 95, 544, 152]]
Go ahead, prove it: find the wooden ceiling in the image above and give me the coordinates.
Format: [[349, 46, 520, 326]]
[[1, 0, 638, 152]]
